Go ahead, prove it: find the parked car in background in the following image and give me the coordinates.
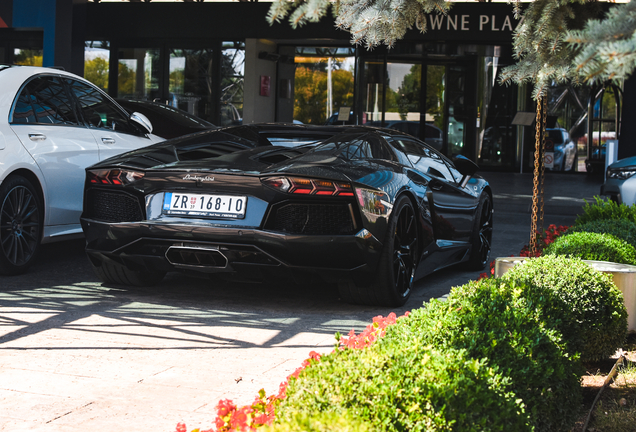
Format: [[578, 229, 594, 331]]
[[116, 99, 216, 139], [80, 124, 492, 307], [0, 65, 164, 275], [546, 128, 577, 172], [601, 156, 636, 205]]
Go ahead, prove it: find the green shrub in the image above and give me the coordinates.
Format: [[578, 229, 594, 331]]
[[277, 323, 530, 431], [264, 412, 372, 432], [502, 255, 627, 363], [544, 231, 636, 265], [567, 218, 636, 249], [575, 196, 636, 225], [412, 278, 582, 432]]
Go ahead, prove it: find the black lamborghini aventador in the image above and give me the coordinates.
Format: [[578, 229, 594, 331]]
[[80, 123, 493, 306]]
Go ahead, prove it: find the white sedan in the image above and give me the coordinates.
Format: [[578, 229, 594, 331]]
[[601, 156, 636, 206], [0, 65, 164, 275]]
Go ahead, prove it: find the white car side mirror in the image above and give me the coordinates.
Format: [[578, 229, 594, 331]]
[[130, 112, 153, 134]]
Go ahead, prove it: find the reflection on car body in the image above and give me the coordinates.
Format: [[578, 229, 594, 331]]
[[80, 124, 493, 307]]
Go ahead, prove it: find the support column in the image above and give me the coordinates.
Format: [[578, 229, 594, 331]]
[[12, 0, 84, 74], [243, 38, 277, 124]]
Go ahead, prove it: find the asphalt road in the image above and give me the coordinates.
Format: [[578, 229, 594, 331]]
[[0, 171, 603, 432]]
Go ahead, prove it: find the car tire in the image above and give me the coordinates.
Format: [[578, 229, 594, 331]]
[[339, 195, 418, 307], [466, 192, 493, 270], [0, 175, 42, 275], [92, 259, 165, 287]]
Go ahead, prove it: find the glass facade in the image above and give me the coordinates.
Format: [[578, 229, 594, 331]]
[[117, 47, 161, 101], [293, 47, 355, 125], [220, 41, 245, 127], [13, 48, 43, 66], [81, 37, 622, 173], [84, 41, 110, 92], [83, 41, 245, 128]]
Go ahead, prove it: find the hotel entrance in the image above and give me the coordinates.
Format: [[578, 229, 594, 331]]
[[356, 45, 481, 162]]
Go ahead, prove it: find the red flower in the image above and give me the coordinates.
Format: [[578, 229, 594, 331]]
[[216, 399, 237, 418], [177, 312, 410, 432]]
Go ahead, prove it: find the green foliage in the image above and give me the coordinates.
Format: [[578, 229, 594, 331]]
[[575, 196, 636, 226], [14, 49, 43, 67], [499, 0, 606, 98], [566, 0, 636, 85], [415, 278, 582, 432], [278, 324, 530, 431], [568, 219, 636, 249], [264, 411, 372, 432], [294, 66, 353, 124], [502, 255, 627, 363], [545, 231, 636, 266], [84, 57, 109, 91]]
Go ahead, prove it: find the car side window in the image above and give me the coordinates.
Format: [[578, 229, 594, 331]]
[[389, 137, 455, 182], [68, 79, 141, 135], [11, 76, 78, 125]]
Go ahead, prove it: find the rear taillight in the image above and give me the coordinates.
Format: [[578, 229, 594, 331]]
[[261, 176, 354, 197], [88, 169, 144, 186]]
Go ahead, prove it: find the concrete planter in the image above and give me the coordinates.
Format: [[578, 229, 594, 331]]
[[493, 257, 636, 334]]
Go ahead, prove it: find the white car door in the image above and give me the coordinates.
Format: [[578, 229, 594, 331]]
[[9, 75, 100, 228], [67, 79, 162, 160]]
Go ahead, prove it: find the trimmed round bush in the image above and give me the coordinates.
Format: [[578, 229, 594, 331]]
[[276, 320, 530, 431], [413, 277, 582, 432], [502, 255, 627, 363], [567, 219, 636, 249], [544, 231, 636, 265]]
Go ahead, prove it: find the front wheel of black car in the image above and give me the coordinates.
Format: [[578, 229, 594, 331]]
[[467, 192, 493, 270], [92, 259, 165, 287], [0, 175, 42, 275], [339, 195, 418, 307]]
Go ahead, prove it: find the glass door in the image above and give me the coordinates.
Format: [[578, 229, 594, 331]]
[[445, 65, 468, 158], [585, 85, 621, 175], [168, 48, 215, 122], [424, 65, 445, 152], [117, 47, 162, 101], [357, 53, 475, 159], [359, 59, 446, 153]]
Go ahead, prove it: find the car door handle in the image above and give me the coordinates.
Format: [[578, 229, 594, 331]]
[[101, 137, 116, 145], [430, 182, 443, 191], [28, 133, 46, 142]]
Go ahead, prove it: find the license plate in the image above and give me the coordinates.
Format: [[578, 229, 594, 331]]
[[162, 192, 247, 219]]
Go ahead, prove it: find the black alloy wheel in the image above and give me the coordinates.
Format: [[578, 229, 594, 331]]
[[0, 176, 42, 275], [391, 198, 418, 299], [467, 192, 493, 270], [337, 195, 418, 307]]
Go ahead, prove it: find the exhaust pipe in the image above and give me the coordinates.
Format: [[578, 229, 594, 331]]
[[165, 245, 228, 269]]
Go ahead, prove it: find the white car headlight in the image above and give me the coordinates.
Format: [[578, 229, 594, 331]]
[[607, 167, 636, 180]]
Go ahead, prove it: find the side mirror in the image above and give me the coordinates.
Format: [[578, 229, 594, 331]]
[[453, 155, 479, 188], [130, 112, 153, 134]]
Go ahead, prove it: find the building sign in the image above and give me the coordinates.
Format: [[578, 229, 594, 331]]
[[426, 14, 514, 32], [407, 4, 521, 42]]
